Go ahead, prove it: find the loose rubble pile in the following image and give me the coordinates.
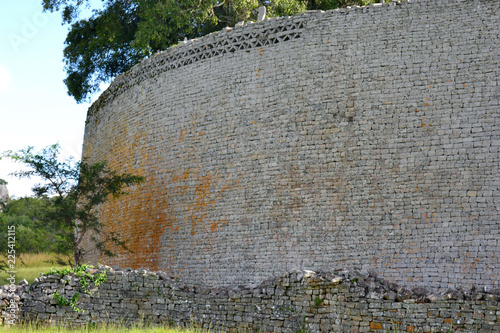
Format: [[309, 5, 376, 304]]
[[310, 269, 500, 303], [1, 267, 499, 332]]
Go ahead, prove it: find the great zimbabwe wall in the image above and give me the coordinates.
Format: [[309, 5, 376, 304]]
[[4, 266, 500, 331], [81, 0, 500, 291], [3, 0, 499, 331]]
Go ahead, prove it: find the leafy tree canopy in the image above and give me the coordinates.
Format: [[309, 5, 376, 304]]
[[43, 0, 378, 103], [0, 197, 70, 255], [0, 179, 7, 185]]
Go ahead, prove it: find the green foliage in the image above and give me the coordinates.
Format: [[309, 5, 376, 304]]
[[63, 1, 143, 102], [53, 291, 82, 313], [0, 197, 72, 255], [2, 144, 144, 267], [44, 265, 77, 277], [3, 196, 52, 219], [49, 264, 108, 313], [0, 178, 7, 185], [265, 0, 307, 17], [313, 296, 323, 308], [308, 0, 376, 10], [43, 0, 378, 103], [45, 263, 108, 293], [52, 291, 70, 306]]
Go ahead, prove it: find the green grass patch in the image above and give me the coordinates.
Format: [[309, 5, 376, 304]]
[[0, 322, 210, 333], [0, 253, 71, 284]]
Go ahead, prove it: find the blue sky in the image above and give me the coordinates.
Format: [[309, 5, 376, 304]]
[[0, 1, 103, 198]]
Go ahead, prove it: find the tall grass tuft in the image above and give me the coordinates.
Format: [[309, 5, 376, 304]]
[[0, 321, 211, 332]]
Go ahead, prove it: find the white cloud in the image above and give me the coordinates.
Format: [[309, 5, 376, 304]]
[[0, 64, 12, 92]]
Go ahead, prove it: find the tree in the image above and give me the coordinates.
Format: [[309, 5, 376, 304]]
[[43, 0, 378, 103], [0, 197, 70, 255], [2, 144, 144, 267]]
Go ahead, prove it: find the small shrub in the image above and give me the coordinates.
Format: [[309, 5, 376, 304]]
[[313, 296, 323, 308]]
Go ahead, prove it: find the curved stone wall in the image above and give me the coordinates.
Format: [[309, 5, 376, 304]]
[[14, 268, 500, 332], [82, 0, 500, 290]]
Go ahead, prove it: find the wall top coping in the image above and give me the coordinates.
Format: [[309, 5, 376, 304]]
[[6, 265, 500, 302], [86, 0, 427, 119]]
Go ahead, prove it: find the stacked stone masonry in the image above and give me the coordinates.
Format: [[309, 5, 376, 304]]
[[82, 0, 500, 290], [3, 267, 499, 332]]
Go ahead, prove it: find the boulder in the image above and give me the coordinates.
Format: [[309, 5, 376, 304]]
[[0, 183, 9, 209]]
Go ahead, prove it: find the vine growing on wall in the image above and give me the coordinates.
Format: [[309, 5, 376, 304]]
[[47, 264, 108, 313]]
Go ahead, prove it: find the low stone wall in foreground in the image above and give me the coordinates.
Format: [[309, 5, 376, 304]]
[[1, 266, 499, 332]]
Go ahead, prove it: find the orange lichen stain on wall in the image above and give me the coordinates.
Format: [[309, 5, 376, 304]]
[[128, 184, 175, 270], [406, 242, 421, 255], [189, 172, 221, 236], [131, 132, 146, 149], [171, 169, 191, 182], [97, 127, 177, 271], [87, 107, 243, 273], [179, 129, 186, 142], [87, 119, 134, 261], [460, 255, 481, 273], [83, 136, 95, 159], [168, 166, 234, 239]]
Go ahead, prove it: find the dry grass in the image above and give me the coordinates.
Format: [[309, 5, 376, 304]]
[[0, 253, 71, 285], [0, 322, 210, 333]]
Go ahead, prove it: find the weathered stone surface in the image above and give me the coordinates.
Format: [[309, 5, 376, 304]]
[[81, 0, 500, 293], [2, 268, 498, 332]]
